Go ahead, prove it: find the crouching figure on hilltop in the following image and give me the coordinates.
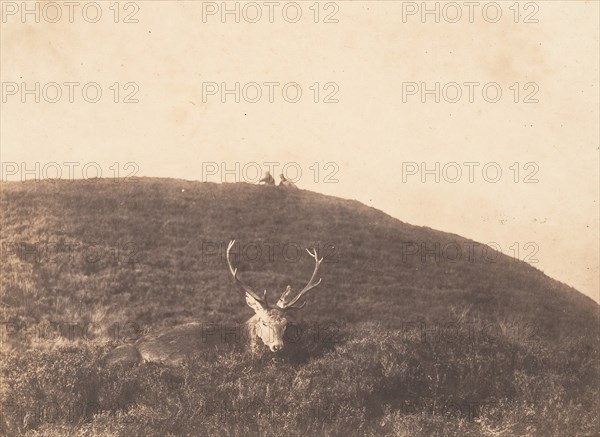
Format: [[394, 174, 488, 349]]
[[258, 171, 275, 185], [278, 174, 298, 189]]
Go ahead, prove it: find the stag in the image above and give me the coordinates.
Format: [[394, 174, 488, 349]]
[[104, 240, 324, 365], [226, 239, 323, 353]]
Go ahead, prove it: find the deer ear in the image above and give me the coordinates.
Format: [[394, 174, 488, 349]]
[[245, 292, 267, 313]]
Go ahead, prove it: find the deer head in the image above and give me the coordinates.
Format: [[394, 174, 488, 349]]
[[226, 240, 323, 353]]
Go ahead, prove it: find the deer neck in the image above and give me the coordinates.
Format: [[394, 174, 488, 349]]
[[244, 314, 261, 348]]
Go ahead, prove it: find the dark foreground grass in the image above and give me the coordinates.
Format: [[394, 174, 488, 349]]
[[1, 179, 598, 436], [2, 325, 598, 436]]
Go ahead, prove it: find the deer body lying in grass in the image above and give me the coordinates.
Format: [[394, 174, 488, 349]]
[[105, 240, 324, 366]]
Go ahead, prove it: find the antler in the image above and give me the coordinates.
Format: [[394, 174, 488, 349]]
[[277, 248, 323, 309], [226, 240, 268, 306]]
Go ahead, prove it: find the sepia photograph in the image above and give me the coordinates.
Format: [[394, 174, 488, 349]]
[[1, 1, 598, 436]]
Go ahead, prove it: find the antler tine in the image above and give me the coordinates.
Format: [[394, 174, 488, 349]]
[[277, 247, 323, 309], [226, 240, 268, 305]]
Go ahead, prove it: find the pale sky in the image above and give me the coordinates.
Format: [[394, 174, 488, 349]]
[[1, 1, 598, 302]]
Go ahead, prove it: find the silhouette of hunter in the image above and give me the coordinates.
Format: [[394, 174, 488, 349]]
[[258, 171, 275, 185], [278, 174, 298, 189]]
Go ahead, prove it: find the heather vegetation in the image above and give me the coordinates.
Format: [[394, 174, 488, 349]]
[[1, 179, 598, 436]]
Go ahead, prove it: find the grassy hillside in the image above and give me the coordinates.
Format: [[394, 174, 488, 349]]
[[1, 178, 598, 436]]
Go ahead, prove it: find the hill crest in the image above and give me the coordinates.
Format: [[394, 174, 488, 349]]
[[1, 177, 597, 342]]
